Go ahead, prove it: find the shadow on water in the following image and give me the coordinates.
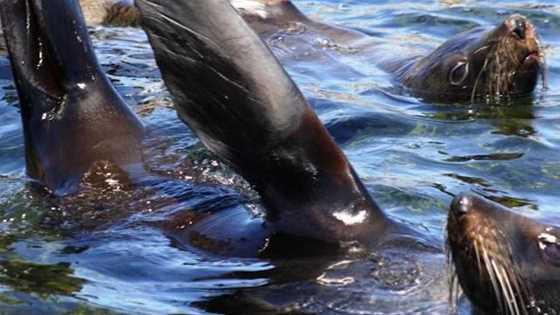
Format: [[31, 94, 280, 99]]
[[0, 1, 559, 314]]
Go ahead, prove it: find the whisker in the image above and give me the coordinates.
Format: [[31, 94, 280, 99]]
[[533, 35, 548, 91], [471, 54, 490, 104], [491, 259, 514, 315], [495, 52, 502, 97], [510, 269, 529, 315], [498, 262, 521, 315], [539, 54, 548, 91], [448, 271, 461, 315], [474, 239, 483, 277], [483, 247, 505, 313]]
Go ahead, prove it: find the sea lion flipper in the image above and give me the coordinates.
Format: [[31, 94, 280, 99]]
[[137, 0, 391, 242], [1, 0, 144, 194], [0, 0, 56, 103], [30, 0, 102, 86]]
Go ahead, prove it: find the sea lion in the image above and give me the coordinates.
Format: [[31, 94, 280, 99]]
[[2, 0, 418, 253], [0, 2, 444, 314], [447, 192, 560, 315], [7, 0, 540, 103], [0, 0, 144, 195], [232, 1, 545, 103], [391, 15, 544, 103], [30, 0, 550, 103], [135, 0, 420, 247]]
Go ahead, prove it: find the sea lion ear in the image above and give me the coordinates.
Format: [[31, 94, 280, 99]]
[[448, 58, 469, 86]]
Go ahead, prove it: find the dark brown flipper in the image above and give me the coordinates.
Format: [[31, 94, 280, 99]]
[[136, 0, 395, 243], [1, 0, 144, 195]]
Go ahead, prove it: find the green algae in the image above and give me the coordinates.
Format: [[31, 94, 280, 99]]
[[0, 260, 85, 298]]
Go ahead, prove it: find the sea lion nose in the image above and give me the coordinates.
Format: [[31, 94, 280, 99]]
[[507, 15, 527, 39], [450, 193, 474, 217]]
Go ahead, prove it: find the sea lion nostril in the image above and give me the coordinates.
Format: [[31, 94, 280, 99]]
[[451, 193, 473, 216], [511, 18, 526, 39]]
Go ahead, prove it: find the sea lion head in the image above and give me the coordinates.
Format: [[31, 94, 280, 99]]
[[446, 192, 560, 314], [403, 14, 544, 102]]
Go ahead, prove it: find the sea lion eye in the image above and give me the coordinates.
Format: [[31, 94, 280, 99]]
[[538, 232, 560, 267], [449, 61, 469, 86]]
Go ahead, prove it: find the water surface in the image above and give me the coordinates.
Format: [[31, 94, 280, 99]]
[[0, 0, 559, 314]]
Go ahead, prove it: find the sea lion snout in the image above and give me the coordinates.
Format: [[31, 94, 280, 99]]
[[498, 14, 542, 62], [505, 14, 529, 40], [499, 14, 535, 40], [449, 193, 474, 217], [449, 193, 502, 223], [447, 192, 560, 314]]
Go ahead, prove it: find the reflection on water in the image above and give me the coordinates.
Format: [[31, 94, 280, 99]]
[[0, 0, 559, 314]]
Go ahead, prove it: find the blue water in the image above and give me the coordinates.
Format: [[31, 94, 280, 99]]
[[0, 1, 559, 314]]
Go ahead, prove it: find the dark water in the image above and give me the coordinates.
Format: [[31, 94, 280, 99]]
[[0, 1, 559, 314]]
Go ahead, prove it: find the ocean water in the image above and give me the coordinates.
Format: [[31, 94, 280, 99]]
[[0, 0, 559, 314]]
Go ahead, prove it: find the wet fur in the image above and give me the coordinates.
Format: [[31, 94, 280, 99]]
[[103, 0, 141, 26], [447, 193, 560, 315]]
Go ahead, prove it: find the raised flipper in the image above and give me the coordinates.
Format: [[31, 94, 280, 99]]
[[1, 0, 144, 195], [136, 0, 398, 243]]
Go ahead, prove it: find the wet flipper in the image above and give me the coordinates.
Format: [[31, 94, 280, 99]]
[[1, 0, 144, 195], [137, 0, 393, 243]]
